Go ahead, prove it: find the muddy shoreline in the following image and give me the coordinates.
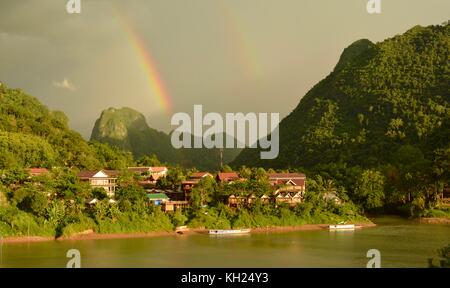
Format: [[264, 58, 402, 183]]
[[1, 222, 377, 244]]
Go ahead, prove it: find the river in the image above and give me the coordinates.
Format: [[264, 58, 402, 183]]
[[0, 216, 448, 268]]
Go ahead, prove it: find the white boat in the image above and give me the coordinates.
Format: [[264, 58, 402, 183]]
[[209, 229, 251, 235], [329, 224, 355, 230]]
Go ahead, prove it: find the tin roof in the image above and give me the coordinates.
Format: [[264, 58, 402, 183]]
[[147, 193, 169, 200]]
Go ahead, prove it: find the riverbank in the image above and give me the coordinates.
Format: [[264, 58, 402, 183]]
[[417, 217, 450, 224], [1, 222, 376, 244]]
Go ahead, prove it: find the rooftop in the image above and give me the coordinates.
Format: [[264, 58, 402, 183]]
[[267, 173, 306, 180], [147, 193, 169, 200]]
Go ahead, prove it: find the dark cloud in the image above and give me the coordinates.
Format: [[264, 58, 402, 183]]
[[0, 0, 449, 138]]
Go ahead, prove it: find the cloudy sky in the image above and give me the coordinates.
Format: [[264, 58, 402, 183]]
[[0, 0, 449, 138]]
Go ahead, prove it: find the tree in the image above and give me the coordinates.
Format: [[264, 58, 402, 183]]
[[157, 166, 185, 189], [53, 170, 84, 200], [46, 200, 66, 226], [92, 188, 108, 200], [392, 145, 430, 210], [89, 141, 134, 170], [251, 167, 267, 181], [136, 154, 162, 167], [221, 165, 233, 173], [171, 210, 188, 227], [190, 177, 217, 209], [115, 184, 146, 205], [432, 148, 450, 205], [238, 166, 252, 179], [1, 168, 29, 186], [354, 169, 385, 211], [429, 244, 450, 268], [11, 184, 48, 217], [304, 175, 338, 209]]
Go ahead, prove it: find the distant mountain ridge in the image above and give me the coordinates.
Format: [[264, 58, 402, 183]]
[[90, 107, 242, 170]]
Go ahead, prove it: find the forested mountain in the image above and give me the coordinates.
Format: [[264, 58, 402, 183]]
[[91, 107, 174, 162], [0, 83, 133, 170], [233, 24, 449, 170], [90, 107, 242, 170]]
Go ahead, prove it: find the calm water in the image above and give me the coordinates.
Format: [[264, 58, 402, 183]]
[[0, 217, 448, 268]]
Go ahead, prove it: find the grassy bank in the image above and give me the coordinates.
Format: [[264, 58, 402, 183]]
[[186, 203, 370, 230], [0, 201, 371, 239]]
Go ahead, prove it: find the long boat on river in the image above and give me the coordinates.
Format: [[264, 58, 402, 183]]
[[328, 224, 359, 230], [209, 229, 251, 235]]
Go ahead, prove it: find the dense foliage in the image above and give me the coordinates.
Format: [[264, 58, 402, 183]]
[[233, 23, 450, 215], [0, 23, 448, 239], [90, 107, 242, 170], [0, 86, 134, 170], [0, 164, 368, 237]]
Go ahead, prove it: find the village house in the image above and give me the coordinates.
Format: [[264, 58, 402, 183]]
[[275, 191, 303, 207], [128, 166, 168, 186], [77, 170, 119, 198], [225, 173, 306, 207], [260, 194, 270, 204], [269, 173, 307, 206], [216, 172, 240, 184], [268, 173, 306, 188], [181, 172, 213, 201], [226, 173, 307, 207], [227, 194, 270, 207], [147, 193, 169, 206], [162, 200, 190, 212], [128, 166, 168, 179], [227, 194, 240, 207], [438, 185, 450, 208], [27, 168, 49, 177], [85, 198, 117, 207], [145, 190, 189, 212]]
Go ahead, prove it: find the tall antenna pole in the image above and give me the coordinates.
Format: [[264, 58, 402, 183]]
[[220, 148, 224, 170]]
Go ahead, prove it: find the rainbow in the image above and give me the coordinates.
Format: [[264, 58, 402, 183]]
[[115, 11, 173, 115], [219, 1, 262, 80]]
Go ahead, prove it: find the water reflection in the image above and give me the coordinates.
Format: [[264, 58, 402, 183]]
[[1, 217, 448, 268]]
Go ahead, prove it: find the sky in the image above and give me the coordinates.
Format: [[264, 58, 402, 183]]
[[0, 0, 449, 138]]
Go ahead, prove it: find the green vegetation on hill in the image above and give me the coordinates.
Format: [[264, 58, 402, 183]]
[[91, 107, 174, 161], [234, 24, 449, 168], [0, 85, 134, 170], [90, 107, 241, 170], [233, 23, 450, 215], [1, 23, 448, 239]]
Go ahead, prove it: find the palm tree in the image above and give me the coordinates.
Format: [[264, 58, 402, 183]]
[[305, 175, 338, 204]]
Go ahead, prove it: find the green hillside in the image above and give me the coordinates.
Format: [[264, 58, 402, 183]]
[[90, 107, 242, 170], [233, 24, 449, 169], [0, 84, 133, 170], [91, 107, 174, 161]]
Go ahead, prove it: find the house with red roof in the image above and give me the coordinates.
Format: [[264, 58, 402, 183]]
[[27, 168, 49, 177], [128, 166, 168, 183], [216, 172, 240, 183], [268, 173, 307, 206]]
